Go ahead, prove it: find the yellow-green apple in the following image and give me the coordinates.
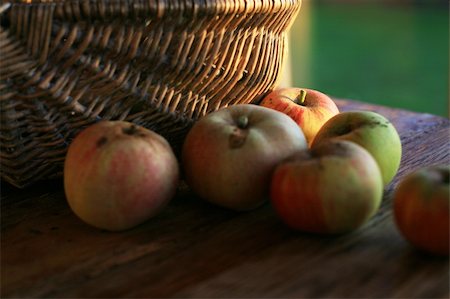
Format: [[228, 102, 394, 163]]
[[312, 111, 401, 186], [271, 140, 383, 234], [393, 165, 449, 256], [259, 88, 339, 145], [64, 121, 179, 231], [182, 104, 307, 211]]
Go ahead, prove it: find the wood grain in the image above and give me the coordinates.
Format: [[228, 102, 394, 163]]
[[1, 99, 449, 298]]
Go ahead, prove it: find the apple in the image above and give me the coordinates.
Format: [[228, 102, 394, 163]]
[[182, 104, 307, 211], [393, 165, 449, 256], [271, 140, 383, 234], [311, 111, 402, 186], [64, 121, 179, 231], [259, 88, 339, 145]]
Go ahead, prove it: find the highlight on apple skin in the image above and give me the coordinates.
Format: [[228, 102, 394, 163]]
[[312, 110, 402, 186], [270, 139, 383, 234], [259, 87, 339, 146], [64, 121, 180, 231], [393, 165, 449, 256], [182, 104, 308, 211]]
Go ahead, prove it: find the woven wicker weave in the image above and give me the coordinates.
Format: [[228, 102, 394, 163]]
[[0, 0, 301, 188]]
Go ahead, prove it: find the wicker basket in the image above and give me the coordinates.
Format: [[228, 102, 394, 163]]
[[0, 0, 301, 188]]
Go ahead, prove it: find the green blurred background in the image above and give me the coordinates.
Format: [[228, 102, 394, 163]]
[[288, 0, 449, 117]]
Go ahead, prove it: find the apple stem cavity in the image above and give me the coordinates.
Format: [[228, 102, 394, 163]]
[[123, 124, 139, 135], [229, 116, 250, 149], [122, 124, 148, 138], [443, 171, 450, 184], [96, 136, 108, 147], [229, 130, 248, 149], [434, 167, 450, 184], [294, 89, 307, 106]]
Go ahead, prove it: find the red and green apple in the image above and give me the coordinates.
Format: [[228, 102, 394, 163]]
[[182, 104, 308, 211], [64, 121, 179, 231], [393, 165, 449, 256], [259, 88, 339, 145], [271, 140, 383, 234]]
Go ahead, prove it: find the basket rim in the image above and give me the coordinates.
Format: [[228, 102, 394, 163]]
[[2, 0, 302, 19]]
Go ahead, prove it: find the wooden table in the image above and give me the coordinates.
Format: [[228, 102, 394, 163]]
[[2, 99, 449, 298]]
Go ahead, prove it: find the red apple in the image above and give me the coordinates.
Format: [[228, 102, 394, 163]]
[[64, 121, 179, 231], [182, 104, 307, 211], [271, 140, 383, 234], [393, 165, 449, 256], [259, 88, 339, 145]]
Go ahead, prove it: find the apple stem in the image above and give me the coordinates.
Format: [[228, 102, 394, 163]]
[[295, 89, 307, 105], [123, 125, 139, 135], [237, 115, 249, 129]]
